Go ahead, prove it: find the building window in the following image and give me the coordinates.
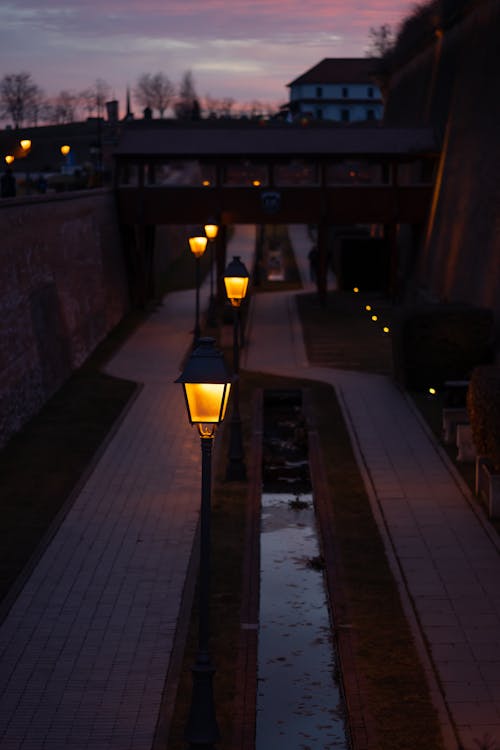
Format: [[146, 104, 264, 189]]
[[342, 87, 349, 98], [366, 109, 375, 120], [341, 108, 350, 122], [368, 86, 374, 98], [316, 86, 323, 98]]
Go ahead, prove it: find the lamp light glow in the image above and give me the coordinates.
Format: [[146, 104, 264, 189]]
[[353, 287, 359, 293], [365, 304, 372, 311], [429, 387, 437, 396], [176, 337, 232, 438], [189, 236, 208, 258], [223, 256, 250, 307], [20, 139, 31, 151], [60, 144, 71, 156], [371, 315, 378, 322], [5, 155, 14, 165], [204, 224, 218, 240]]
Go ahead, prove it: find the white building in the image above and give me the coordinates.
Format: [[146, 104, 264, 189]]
[[287, 58, 384, 123]]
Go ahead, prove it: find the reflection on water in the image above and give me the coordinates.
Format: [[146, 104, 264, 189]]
[[256, 493, 349, 749]]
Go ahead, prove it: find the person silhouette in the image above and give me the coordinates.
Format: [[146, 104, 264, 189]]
[[1, 167, 16, 198]]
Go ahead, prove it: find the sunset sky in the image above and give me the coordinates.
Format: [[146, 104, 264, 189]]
[[1, 0, 416, 113]]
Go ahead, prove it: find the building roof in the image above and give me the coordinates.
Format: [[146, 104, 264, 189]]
[[287, 58, 380, 87], [113, 122, 438, 160]]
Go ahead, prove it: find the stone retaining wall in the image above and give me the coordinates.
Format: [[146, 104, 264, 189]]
[[384, 0, 500, 333], [0, 189, 129, 448]]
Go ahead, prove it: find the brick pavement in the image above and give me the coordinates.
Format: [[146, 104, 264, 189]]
[[0, 287, 209, 749]]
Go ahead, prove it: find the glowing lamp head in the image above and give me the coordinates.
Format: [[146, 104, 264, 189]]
[[252, 179, 261, 187], [365, 305, 372, 311], [20, 139, 31, 152], [223, 256, 250, 307], [428, 387, 437, 396], [371, 315, 378, 322], [188, 236, 208, 258], [204, 223, 218, 240], [176, 337, 232, 438], [5, 155, 14, 165], [353, 287, 359, 293], [383, 326, 390, 334], [60, 144, 71, 156]]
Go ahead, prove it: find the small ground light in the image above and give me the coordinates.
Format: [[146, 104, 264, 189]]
[[353, 287, 359, 293], [383, 326, 390, 334], [429, 387, 437, 396], [371, 315, 378, 322], [365, 304, 372, 311], [252, 179, 261, 187]]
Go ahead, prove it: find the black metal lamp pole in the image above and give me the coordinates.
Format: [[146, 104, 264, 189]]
[[204, 224, 219, 328], [184, 433, 220, 749], [225, 306, 246, 481], [176, 337, 232, 750], [194, 254, 201, 344], [189, 236, 208, 347], [223, 256, 249, 482]]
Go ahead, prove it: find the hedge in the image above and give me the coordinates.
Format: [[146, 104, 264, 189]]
[[392, 304, 495, 390], [467, 366, 500, 471]]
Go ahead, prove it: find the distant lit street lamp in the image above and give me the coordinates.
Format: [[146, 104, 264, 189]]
[[4, 155, 14, 165], [204, 222, 219, 327], [223, 255, 250, 481], [20, 138, 32, 194], [176, 337, 232, 749], [189, 235, 208, 345]]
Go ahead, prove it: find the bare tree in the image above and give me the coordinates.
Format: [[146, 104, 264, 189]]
[[0, 72, 42, 128], [78, 79, 111, 119], [366, 24, 394, 58], [25, 86, 46, 126], [134, 72, 174, 118], [175, 71, 199, 120], [52, 90, 78, 124], [203, 94, 235, 118]]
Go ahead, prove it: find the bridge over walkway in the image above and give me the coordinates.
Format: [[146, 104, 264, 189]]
[[113, 121, 439, 303]]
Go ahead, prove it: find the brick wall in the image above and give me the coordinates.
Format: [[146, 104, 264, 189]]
[[0, 189, 130, 448], [384, 0, 500, 333]]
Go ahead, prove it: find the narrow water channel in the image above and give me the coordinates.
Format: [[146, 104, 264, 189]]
[[256, 391, 349, 749]]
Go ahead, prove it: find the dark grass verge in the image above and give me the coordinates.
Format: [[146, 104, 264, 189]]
[[296, 290, 394, 373], [164, 369, 446, 750]]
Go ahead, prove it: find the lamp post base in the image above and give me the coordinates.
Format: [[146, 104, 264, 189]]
[[185, 652, 220, 748]]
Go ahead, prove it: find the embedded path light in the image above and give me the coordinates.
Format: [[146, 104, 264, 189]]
[[189, 235, 208, 346], [223, 255, 250, 481], [176, 337, 232, 748], [204, 222, 219, 328]]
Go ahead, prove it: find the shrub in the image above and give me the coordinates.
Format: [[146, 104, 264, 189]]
[[467, 366, 500, 471], [392, 304, 495, 390]]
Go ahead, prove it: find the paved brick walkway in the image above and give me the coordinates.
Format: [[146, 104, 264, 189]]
[[0, 287, 209, 749]]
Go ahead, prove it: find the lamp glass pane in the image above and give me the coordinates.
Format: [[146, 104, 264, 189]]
[[189, 236, 207, 257], [204, 224, 218, 240], [224, 276, 248, 301], [184, 382, 231, 423]]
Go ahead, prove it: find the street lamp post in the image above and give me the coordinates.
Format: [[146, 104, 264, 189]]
[[223, 256, 250, 481], [204, 223, 219, 327], [20, 139, 32, 194], [189, 236, 208, 346], [176, 337, 232, 749]]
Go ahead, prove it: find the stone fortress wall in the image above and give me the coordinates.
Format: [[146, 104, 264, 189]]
[[0, 189, 129, 448], [384, 0, 500, 331]]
